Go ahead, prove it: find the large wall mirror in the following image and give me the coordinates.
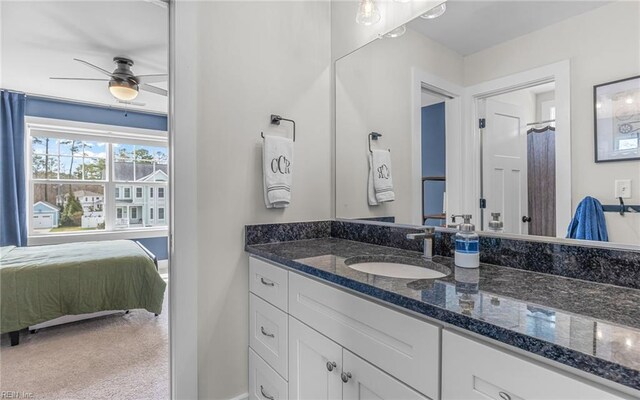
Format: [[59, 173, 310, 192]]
[[335, 0, 640, 247]]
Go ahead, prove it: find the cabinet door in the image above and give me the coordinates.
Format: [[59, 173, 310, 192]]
[[342, 350, 429, 400], [289, 317, 342, 400]]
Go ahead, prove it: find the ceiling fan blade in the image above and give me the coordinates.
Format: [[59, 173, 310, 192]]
[[117, 99, 146, 107], [50, 77, 110, 81], [135, 74, 168, 84], [140, 83, 168, 96], [74, 58, 113, 78]]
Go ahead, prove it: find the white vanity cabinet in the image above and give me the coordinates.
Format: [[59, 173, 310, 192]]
[[248, 255, 631, 400]]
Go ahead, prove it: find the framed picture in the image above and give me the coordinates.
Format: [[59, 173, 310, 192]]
[[594, 75, 640, 162]]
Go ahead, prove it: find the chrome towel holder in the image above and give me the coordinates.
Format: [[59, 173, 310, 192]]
[[261, 114, 296, 142]]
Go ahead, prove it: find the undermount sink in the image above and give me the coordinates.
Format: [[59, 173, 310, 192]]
[[344, 255, 451, 280]]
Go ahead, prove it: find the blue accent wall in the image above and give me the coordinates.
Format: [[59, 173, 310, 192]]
[[26, 97, 167, 131], [136, 237, 169, 260], [27, 97, 169, 259], [421, 102, 446, 226]]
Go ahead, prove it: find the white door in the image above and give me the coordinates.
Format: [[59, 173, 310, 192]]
[[342, 350, 429, 400], [289, 317, 342, 400], [482, 99, 528, 234], [32, 214, 53, 229]]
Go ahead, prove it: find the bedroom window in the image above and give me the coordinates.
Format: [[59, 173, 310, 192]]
[[28, 125, 168, 236]]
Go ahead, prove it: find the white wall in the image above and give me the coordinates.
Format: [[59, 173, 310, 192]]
[[335, 28, 463, 223], [464, 1, 640, 244], [194, 2, 332, 399]]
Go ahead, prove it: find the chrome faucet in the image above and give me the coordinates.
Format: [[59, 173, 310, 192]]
[[406, 227, 436, 260]]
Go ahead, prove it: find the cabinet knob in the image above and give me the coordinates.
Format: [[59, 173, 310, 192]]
[[260, 385, 275, 400], [260, 326, 275, 338], [326, 361, 337, 372], [498, 392, 511, 400], [341, 371, 352, 383], [260, 277, 275, 287], [522, 216, 532, 223]]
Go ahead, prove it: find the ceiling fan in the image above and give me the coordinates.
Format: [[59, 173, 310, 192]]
[[50, 57, 167, 102]]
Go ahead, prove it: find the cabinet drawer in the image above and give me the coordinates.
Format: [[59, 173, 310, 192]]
[[442, 330, 624, 400], [250, 256, 288, 311], [250, 348, 289, 400], [250, 294, 288, 379], [288, 272, 440, 400]]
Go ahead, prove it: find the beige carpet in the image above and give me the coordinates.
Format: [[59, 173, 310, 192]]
[[0, 290, 169, 399]]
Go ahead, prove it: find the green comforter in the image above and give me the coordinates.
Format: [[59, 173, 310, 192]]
[[0, 240, 166, 333]]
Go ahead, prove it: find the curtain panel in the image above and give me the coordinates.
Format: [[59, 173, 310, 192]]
[[1, 90, 27, 246]]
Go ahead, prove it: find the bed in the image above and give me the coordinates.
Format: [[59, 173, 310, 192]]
[[0, 240, 167, 346]]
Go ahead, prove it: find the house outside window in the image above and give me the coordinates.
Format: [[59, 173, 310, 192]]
[[158, 187, 165, 198], [150, 207, 154, 220], [27, 122, 168, 236], [158, 207, 165, 220]]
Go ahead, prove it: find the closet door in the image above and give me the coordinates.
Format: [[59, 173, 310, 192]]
[[342, 350, 429, 400], [289, 317, 342, 400]]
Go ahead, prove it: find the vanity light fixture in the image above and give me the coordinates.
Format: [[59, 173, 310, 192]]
[[420, 2, 447, 19], [356, 0, 381, 26], [385, 25, 407, 38]]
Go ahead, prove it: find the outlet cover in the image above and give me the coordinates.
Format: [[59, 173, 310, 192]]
[[615, 179, 632, 199]]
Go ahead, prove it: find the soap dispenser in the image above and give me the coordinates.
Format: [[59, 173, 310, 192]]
[[452, 214, 479, 268]]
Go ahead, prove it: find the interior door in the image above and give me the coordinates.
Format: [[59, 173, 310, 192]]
[[289, 317, 342, 400], [342, 350, 429, 400], [482, 99, 528, 234]]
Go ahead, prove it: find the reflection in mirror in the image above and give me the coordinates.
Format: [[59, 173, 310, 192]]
[[335, 0, 640, 246]]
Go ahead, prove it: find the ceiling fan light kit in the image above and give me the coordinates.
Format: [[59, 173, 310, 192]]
[[109, 80, 139, 101]]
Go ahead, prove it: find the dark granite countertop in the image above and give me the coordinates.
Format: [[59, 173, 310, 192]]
[[246, 237, 640, 392]]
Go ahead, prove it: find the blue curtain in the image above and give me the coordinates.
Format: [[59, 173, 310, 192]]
[[1, 90, 27, 246]]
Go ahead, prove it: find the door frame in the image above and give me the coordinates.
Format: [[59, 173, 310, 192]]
[[464, 60, 571, 237], [411, 68, 464, 226]]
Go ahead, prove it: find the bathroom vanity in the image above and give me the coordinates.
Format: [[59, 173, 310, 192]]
[[245, 221, 640, 400]]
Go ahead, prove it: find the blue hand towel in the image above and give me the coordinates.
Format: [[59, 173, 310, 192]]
[[566, 196, 608, 241]]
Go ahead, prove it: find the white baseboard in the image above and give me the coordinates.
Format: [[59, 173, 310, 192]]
[[228, 393, 248, 400]]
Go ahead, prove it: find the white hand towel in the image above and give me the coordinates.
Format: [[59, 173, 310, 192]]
[[370, 149, 394, 204], [368, 153, 378, 206], [263, 135, 293, 208]]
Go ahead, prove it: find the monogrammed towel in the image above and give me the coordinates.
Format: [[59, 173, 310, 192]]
[[263, 135, 293, 208], [368, 149, 394, 205]]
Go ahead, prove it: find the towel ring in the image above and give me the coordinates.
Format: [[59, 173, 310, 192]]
[[261, 114, 296, 142], [368, 132, 390, 153]]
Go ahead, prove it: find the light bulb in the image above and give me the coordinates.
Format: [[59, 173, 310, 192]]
[[356, 0, 381, 26], [385, 25, 407, 38], [626, 97, 634, 104], [596, 102, 602, 109], [109, 80, 139, 101], [420, 2, 446, 19]]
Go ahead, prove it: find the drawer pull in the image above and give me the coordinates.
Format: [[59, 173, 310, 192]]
[[260, 277, 275, 287], [260, 385, 275, 400], [341, 371, 352, 383], [499, 392, 511, 400], [326, 361, 337, 372], [260, 326, 275, 338]]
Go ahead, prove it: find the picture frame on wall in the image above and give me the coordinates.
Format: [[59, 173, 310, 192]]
[[594, 75, 640, 162]]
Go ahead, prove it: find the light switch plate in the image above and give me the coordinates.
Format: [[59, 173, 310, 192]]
[[615, 179, 632, 199]]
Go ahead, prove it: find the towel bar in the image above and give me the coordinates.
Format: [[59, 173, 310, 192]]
[[368, 132, 390, 153], [601, 197, 640, 215], [261, 114, 295, 142]]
